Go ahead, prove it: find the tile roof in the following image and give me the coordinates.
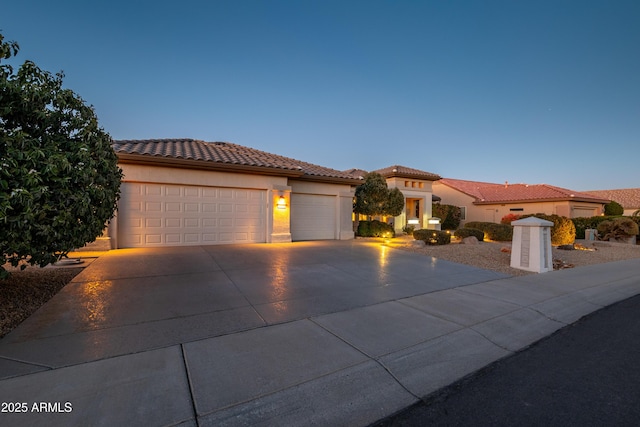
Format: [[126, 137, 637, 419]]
[[342, 168, 368, 180], [584, 188, 640, 209], [113, 139, 360, 183], [438, 178, 610, 204], [373, 165, 441, 181]]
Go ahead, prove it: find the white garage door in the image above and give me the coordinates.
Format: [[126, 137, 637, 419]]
[[573, 208, 596, 218], [118, 183, 266, 247], [290, 194, 336, 241]]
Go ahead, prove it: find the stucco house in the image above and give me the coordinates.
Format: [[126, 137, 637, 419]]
[[584, 188, 640, 216], [433, 178, 610, 226], [108, 139, 360, 248], [344, 165, 442, 235]]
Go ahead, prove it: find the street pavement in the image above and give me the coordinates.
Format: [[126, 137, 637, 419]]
[[376, 292, 640, 426]]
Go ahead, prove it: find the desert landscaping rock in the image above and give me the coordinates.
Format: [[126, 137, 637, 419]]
[[461, 236, 479, 245]]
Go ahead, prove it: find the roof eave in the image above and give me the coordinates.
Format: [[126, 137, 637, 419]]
[[292, 174, 363, 185], [473, 197, 609, 205], [116, 153, 305, 178], [381, 172, 441, 181]]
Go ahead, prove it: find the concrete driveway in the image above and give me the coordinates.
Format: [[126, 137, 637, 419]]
[[1, 240, 639, 426]]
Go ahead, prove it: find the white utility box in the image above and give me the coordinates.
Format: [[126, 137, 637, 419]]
[[510, 217, 554, 273]]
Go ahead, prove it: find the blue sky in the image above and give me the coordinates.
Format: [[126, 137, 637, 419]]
[[3, 0, 639, 191]]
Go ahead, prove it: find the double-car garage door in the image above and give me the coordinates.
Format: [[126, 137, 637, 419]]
[[118, 183, 266, 247], [118, 183, 340, 247]]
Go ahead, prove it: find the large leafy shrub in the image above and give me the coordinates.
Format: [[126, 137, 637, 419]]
[[432, 203, 461, 230], [357, 220, 395, 238], [413, 229, 451, 245], [1, 33, 122, 278], [522, 214, 576, 245]]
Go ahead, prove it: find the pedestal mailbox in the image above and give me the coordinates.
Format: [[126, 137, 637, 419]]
[[510, 217, 554, 273]]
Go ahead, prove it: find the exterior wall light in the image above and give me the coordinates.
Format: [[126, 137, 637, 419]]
[[428, 217, 441, 225], [276, 196, 287, 210], [407, 219, 420, 225]]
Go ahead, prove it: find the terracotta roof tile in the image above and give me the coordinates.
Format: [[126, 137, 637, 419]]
[[438, 178, 609, 204], [113, 139, 359, 182], [373, 165, 441, 181], [584, 188, 640, 209], [342, 168, 368, 179]]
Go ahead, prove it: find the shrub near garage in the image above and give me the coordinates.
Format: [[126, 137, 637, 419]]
[[454, 228, 484, 241], [413, 229, 451, 245], [357, 220, 395, 237]]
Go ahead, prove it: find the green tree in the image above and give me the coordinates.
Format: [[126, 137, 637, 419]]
[[385, 187, 405, 217], [1, 33, 122, 278], [353, 172, 390, 218], [432, 203, 461, 230], [604, 200, 624, 216]]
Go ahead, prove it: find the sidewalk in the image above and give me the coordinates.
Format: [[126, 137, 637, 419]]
[[0, 242, 639, 426]]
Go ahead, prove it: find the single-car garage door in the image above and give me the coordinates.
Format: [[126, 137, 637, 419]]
[[118, 182, 266, 247], [290, 193, 336, 241]]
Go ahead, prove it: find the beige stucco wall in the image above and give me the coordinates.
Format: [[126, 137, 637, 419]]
[[119, 163, 289, 189], [474, 201, 604, 224]]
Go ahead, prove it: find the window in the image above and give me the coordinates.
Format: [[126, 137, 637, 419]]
[[459, 206, 466, 220], [510, 208, 524, 212]]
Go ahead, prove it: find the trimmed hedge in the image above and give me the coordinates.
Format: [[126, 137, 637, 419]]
[[413, 229, 451, 245], [357, 220, 395, 238], [454, 228, 484, 241], [483, 223, 513, 241], [463, 222, 512, 241]]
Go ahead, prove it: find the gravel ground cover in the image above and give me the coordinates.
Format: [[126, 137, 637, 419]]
[[0, 266, 83, 337], [2, 238, 640, 338], [387, 236, 640, 277]]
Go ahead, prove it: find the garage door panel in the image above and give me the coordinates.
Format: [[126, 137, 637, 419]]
[[146, 185, 162, 196], [119, 183, 265, 247], [291, 194, 336, 241]]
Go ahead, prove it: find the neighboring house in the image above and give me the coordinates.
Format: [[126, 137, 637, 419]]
[[109, 139, 360, 248], [345, 165, 442, 235], [584, 188, 640, 216], [433, 178, 610, 226]]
